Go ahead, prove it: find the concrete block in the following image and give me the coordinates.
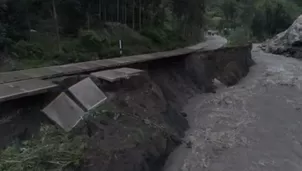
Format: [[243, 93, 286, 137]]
[[68, 78, 107, 111], [42, 92, 86, 131], [90, 67, 144, 82], [114, 67, 145, 76], [90, 70, 127, 82]]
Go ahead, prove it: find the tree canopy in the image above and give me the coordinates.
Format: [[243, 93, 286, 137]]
[[206, 0, 302, 42], [0, 0, 206, 70], [0, 0, 301, 68]]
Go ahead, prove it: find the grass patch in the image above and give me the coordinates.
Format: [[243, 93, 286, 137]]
[[3, 23, 200, 71], [0, 125, 88, 171]]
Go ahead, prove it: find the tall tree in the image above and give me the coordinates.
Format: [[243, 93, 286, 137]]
[[139, 0, 142, 30], [132, 0, 135, 29], [52, 0, 61, 51], [117, 0, 119, 22]]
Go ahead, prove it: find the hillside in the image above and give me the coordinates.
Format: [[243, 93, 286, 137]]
[[0, 23, 191, 71], [0, 0, 205, 71]]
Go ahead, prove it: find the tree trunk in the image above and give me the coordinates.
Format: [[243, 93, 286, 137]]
[[99, 0, 102, 20], [117, 0, 120, 22], [104, 4, 107, 21], [132, 0, 135, 29], [139, 0, 142, 30], [52, 0, 61, 52], [87, 11, 90, 29], [87, 3, 91, 30], [125, 1, 127, 24], [25, 2, 31, 41]]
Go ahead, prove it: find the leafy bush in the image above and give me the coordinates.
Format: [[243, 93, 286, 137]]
[[61, 39, 80, 53], [11, 40, 45, 59], [79, 30, 109, 52], [141, 28, 168, 44], [141, 26, 187, 48], [227, 27, 251, 46], [0, 23, 7, 49], [52, 51, 96, 64], [0, 125, 87, 171]]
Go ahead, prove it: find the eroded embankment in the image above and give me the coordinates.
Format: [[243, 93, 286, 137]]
[[0, 44, 253, 171]]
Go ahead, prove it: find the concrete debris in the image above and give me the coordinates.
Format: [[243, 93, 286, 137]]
[[42, 93, 86, 132], [42, 77, 107, 131], [90, 67, 145, 82], [68, 78, 107, 111]]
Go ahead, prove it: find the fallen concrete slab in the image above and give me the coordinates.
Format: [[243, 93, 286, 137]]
[[68, 78, 107, 111], [42, 92, 86, 131], [90, 67, 145, 82], [0, 79, 58, 103], [114, 68, 145, 76], [90, 70, 126, 82]]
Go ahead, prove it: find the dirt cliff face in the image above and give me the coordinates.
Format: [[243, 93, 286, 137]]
[[0, 44, 253, 171], [81, 45, 254, 171], [82, 74, 188, 171]]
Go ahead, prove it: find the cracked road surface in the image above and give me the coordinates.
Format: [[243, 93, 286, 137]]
[[164, 45, 302, 171]]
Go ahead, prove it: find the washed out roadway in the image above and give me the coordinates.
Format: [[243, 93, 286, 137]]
[[164, 45, 302, 171], [0, 36, 227, 103]]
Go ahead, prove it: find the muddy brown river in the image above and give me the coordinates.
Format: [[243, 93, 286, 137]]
[[164, 45, 302, 171]]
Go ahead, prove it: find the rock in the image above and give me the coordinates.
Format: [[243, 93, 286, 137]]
[[180, 112, 188, 117], [262, 15, 302, 57], [185, 141, 192, 148], [218, 61, 243, 86]]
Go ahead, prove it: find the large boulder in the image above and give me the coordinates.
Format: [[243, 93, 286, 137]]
[[261, 15, 302, 58]]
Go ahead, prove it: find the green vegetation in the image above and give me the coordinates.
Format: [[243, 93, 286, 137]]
[[1, 0, 300, 68], [0, 0, 205, 70], [206, 0, 302, 45], [0, 105, 118, 171], [0, 125, 87, 171]]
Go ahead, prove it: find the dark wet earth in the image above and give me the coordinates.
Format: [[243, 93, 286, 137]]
[[164, 45, 302, 171]]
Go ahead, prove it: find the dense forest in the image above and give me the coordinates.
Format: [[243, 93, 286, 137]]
[[0, 0, 301, 69], [206, 0, 302, 45], [0, 0, 205, 70]]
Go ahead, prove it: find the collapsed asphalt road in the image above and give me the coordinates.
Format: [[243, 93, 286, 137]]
[[164, 44, 302, 171]]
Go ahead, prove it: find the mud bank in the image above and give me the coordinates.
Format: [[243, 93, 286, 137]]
[[0, 44, 253, 171]]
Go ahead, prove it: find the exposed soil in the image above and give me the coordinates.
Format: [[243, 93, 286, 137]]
[[0, 37, 254, 171], [80, 73, 189, 171]]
